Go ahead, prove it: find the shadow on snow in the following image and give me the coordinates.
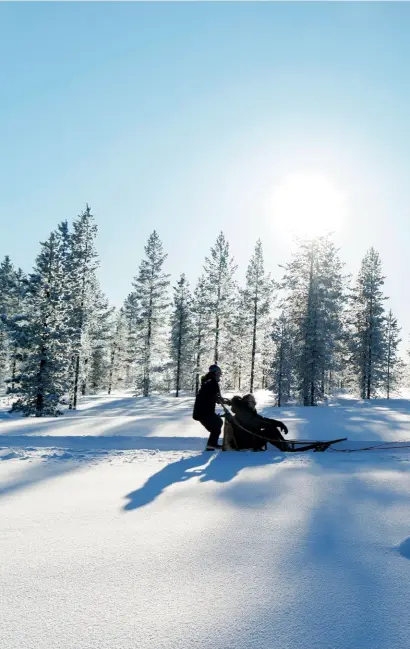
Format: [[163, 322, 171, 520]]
[[123, 451, 287, 511]]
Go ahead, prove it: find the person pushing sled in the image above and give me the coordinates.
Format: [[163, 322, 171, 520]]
[[192, 364, 288, 451], [192, 364, 347, 453]]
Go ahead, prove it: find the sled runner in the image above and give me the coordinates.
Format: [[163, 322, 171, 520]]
[[221, 405, 347, 453]]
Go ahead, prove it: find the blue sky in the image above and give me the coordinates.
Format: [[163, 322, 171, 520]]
[[1, 2, 410, 342]]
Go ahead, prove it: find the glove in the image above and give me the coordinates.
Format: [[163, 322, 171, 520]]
[[275, 420, 288, 435]]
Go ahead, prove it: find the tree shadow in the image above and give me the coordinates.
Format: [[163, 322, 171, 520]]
[[0, 458, 80, 500], [262, 400, 410, 443], [397, 538, 410, 560], [123, 451, 285, 512]]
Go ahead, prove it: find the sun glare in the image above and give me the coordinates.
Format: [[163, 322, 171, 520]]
[[271, 172, 348, 238]]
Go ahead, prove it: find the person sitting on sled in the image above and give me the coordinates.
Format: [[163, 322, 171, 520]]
[[228, 393, 289, 450], [192, 364, 226, 451]]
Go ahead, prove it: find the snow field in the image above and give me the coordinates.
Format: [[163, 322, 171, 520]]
[[2, 392, 410, 648]]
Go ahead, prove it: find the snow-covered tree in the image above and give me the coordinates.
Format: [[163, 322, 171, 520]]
[[243, 240, 274, 392], [191, 275, 211, 395], [349, 247, 387, 399], [68, 206, 100, 409], [384, 309, 402, 398], [223, 289, 250, 392], [260, 323, 275, 390], [282, 235, 346, 405], [131, 231, 170, 396], [107, 308, 129, 394], [271, 310, 296, 406], [170, 274, 193, 396], [0, 256, 24, 392], [6, 229, 73, 416], [123, 291, 140, 388], [203, 232, 237, 365], [82, 282, 114, 395]]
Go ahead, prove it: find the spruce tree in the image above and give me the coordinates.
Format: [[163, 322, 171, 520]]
[[223, 289, 249, 391], [384, 309, 402, 399], [83, 282, 114, 395], [271, 311, 296, 406], [260, 323, 275, 390], [203, 232, 237, 365], [0, 257, 23, 392], [68, 206, 99, 409], [107, 308, 129, 394], [131, 231, 170, 396], [349, 248, 387, 399], [282, 235, 346, 405], [170, 274, 192, 396], [6, 230, 73, 415], [191, 275, 211, 395], [243, 240, 274, 392], [123, 291, 140, 388]]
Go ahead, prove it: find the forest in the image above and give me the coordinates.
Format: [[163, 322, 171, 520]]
[[0, 205, 404, 416]]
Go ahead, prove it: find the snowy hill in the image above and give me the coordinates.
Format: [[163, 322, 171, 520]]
[[2, 392, 410, 649]]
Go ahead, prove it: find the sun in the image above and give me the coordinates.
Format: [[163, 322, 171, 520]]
[[271, 172, 348, 238]]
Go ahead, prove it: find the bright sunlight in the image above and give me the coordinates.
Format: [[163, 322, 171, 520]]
[[271, 172, 348, 238]]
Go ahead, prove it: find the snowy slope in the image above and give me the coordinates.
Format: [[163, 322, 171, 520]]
[[2, 392, 410, 649]]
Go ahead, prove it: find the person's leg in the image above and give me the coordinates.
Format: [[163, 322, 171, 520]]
[[200, 414, 223, 448]]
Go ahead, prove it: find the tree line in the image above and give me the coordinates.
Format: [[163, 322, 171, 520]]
[[0, 205, 404, 416]]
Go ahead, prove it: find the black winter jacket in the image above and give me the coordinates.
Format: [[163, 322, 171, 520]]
[[192, 374, 221, 421], [230, 396, 287, 440]]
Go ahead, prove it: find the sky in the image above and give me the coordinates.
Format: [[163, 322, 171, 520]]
[[1, 2, 410, 345]]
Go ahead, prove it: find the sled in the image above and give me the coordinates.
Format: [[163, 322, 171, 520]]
[[221, 406, 347, 453], [279, 437, 348, 452]]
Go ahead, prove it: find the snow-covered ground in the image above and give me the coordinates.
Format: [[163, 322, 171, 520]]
[[2, 391, 410, 649]]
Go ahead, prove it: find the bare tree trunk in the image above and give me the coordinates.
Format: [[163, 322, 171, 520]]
[[214, 265, 222, 364], [367, 301, 373, 400], [386, 321, 392, 400], [175, 308, 183, 397], [277, 334, 284, 407], [108, 344, 116, 395], [214, 313, 220, 364], [81, 356, 88, 396], [144, 289, 153, 397], [10, 348, 17, 393], [194, 322, 202, 396], [303, 251, 315, 406], [249, 289, 258, 393], [73, 354, 81, 409], [35, 349, 46, 417]]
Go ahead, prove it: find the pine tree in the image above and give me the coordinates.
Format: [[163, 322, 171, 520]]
[[223, 289, 250, 391], [83, 282, 114, 395], [107, 308, 129, 394], [260, 322, 275, 390], [350, 248, 387, 399], [123, 291, 140, 388], [68, 206, 99, 409], [131, 231, 170, 396], [0, 257, 23, 392], [6, 229, 73, 415], [170, 274, 192, 396], [203, 232, 237, 365], [243, 240, 274, 392], [282, 235, 346, 405], [384, 309, 402, 398], [191, 275, 211, 395], [271, 311, 296, 405], [7, 268, 26, 393]]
